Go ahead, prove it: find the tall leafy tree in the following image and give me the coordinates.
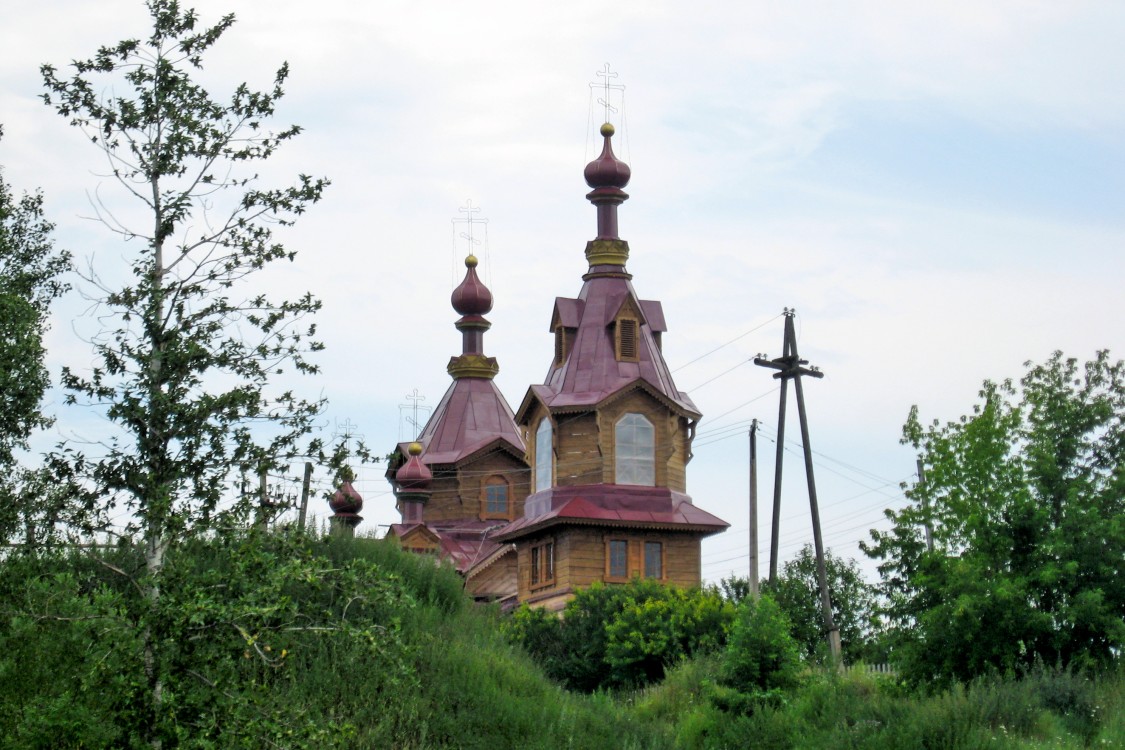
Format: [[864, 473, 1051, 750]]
[[0, 126, 70, 466], [762, 545, 884, 665], [40, 1, 327, 744], [0, 125, 71, 544], [864, 351, 1125, 685]]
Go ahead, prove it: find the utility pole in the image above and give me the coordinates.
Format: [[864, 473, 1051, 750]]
[[916, 458, 934, 553], [256, 467, 269, 532], [749, 419, 760, 598], [754, 308, 842, 666], [297, 462, 314, 531]]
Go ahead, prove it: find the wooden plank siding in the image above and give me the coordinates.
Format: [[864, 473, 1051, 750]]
[[595, 389, 689, 489], [466, 551, 517, 601], [517, 526, 706, 609], [524, 389, 692, 493], [416, 449, 530, 524], [556, 413, 601, 486]]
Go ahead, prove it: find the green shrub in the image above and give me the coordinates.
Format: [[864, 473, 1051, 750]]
[[505, 579, 732, 692], [720, 594, 802, 695]]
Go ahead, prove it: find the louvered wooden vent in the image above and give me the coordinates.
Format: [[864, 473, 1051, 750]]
[[618, 319, 638, 361], [554, 327, 565, 365]]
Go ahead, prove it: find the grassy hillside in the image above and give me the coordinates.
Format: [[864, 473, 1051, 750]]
[[0, 535, 1119, 748]]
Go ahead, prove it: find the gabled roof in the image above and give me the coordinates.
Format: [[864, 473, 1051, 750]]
[[387, 523, 441, 546], [550, 297, 584, 329], [494, 484, 728, 542], [410, 377, 526, 466], [391, 519, 514, 576], [639, 300, 667, 333]]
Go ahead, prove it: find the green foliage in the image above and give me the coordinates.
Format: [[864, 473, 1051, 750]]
[[41, 0, 329, 543], [0, 125, 71, 545], [715, 574, 752, 604], [605, 581, 733, 687], [2, 535, 1122, 748], [720, 593, 802, 696], [864, 351, 1125, 685], [760, 545, 886, 665], [0, 533, 418, 748], [39, 5, 332, 742], [641, 654, 1124, 750], [505, 579, 733, 692]]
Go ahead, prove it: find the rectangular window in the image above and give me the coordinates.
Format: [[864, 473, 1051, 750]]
[[485, 483, 508, 514], [644, 541, 663, 579], [608, 539, 628, 579], [530, 539, 555, 589]]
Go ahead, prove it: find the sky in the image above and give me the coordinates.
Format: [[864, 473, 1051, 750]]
[[2, 0, 1123, 583]]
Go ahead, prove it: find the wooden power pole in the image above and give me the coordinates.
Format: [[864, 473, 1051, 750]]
[[754, 308, 842, 666], [749, 419, 759, 598], [297, 462, 314, 531]]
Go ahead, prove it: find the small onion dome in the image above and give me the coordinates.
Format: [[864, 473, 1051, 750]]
[[395, 442, 432, 490], [584, 122, 631, 190], [450, 254, 493, 316], [329, 480, 363, 515]]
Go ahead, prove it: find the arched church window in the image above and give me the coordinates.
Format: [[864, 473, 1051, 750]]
[[535, 417, 553, 493], [615, 413, 655, 486]]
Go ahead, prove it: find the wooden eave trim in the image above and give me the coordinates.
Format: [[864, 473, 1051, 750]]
[[465, 543, 516, 581], [457, 438, 528, 467], [597, 380, 702, 421], [526, 586, 574, 606], [605, 292, 647, 328], [514, 388, 550, 426], [399, 525, 443, 545], [500, 515, 726, 542]]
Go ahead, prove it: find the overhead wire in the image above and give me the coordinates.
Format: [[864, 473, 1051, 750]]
[[670, 312, 782, 374]]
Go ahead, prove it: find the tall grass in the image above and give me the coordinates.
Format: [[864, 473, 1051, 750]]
[[282, 538, 674, 748], [634, 655, 1123, 750]]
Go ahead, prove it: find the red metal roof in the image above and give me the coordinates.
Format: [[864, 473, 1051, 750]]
[[550, 297, 584, 329], [519, 275, 699, 420], [409, 377, 526, 466], [389, 520, 514, 575], [494, 484, 728, 542]]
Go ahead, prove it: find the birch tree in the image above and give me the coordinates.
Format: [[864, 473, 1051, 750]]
[[42, 2, 328, 743]]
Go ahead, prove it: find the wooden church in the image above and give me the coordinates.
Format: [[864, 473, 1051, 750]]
[[383, 120, 728, 611]]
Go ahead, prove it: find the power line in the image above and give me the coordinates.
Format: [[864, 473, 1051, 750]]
[[671, 312, 783, 374]]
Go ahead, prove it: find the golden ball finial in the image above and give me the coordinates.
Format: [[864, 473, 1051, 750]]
[[600, 122, 615, 137], [465, 254, 478, 268], [408, 441, 423, 456]]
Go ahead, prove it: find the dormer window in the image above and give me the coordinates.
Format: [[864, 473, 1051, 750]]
[[615, 413, 654, 485], [616, 318, 638, 361]]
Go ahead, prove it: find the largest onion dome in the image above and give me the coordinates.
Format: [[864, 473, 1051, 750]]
[[450, 254, 493, 316], [584, 122, 631, 190]]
